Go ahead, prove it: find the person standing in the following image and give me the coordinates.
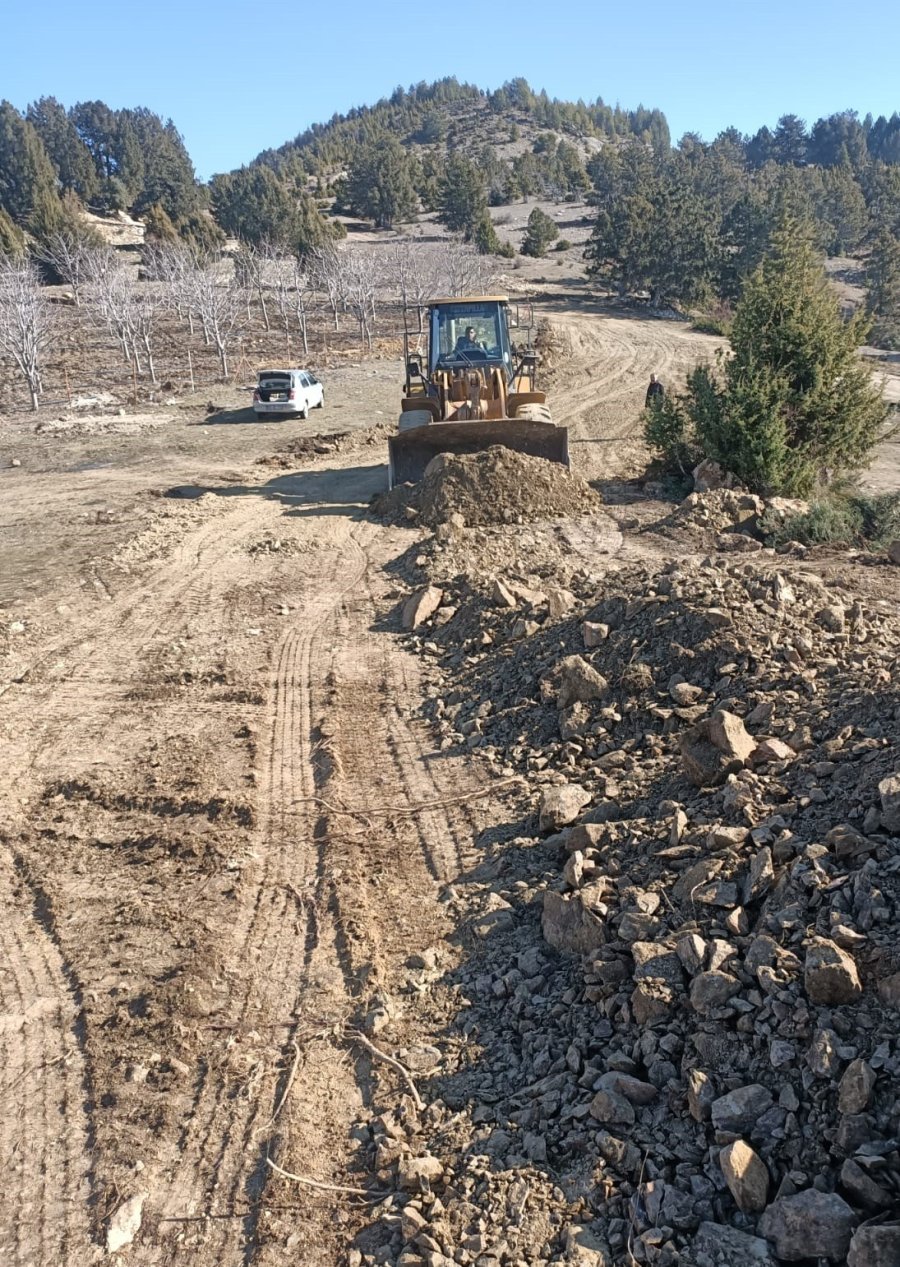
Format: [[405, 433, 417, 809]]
[[645, 374, 665, 407]]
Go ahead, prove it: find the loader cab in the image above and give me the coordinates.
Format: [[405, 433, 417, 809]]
[[428, 298, 513, 378]]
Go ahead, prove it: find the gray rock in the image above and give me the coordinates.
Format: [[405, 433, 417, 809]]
[[397, 1155, 444, 1190], [680, 719, 742, 787], [559, 702, 592, 740], [711, 1084, 773, 1135], [816, 605, 845, 632], [582, 621, 609, 647], [847, 1222, 900, 1267], [691, 970, 741, 1014], [676, 932, 706, 975], [720, 1139, 769, 1213], [557, 655, 609, 710], [589, 1088, 635, 1127], [539, 784, 591, 832], [542, 890, 606, 955], [708, 709, 756, 763], [673, 858, 723, 903], [595, 1071, 658, 1105], [878, 773, 900, 833], [839, 1158, 892, 1210], [631, 941, 684, 986], [688, 1069, 715, 1122], [808, 1027, 844, 1078], [631, 979, 676, 1024], [692, 1221, 775, 1265], [888, 539, 900, 565], [804, 938, 862, 1005], [877, 971, 900, 1008], [759, 1189, 856, 1262], [838, 1059, 876, 1114], [107, 1193, 146, 1254], [547, 586, 576, 618], [402, 585, 443, 630]]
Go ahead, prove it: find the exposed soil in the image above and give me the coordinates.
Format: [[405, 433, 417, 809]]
[[0, 289, 897, 1267]]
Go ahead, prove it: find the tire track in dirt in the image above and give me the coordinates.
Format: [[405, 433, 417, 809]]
[[546, 310, 721, 481], [250, 531, 507, 1266], [0, 493, 294, 1267], [0, 852, 97, 1267], [141, 522, 373, 1265]]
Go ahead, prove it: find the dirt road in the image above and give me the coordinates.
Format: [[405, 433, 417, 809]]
[[0, 297, 896, 1265]]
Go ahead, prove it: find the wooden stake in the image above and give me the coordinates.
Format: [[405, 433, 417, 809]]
[[187, 348, 195, 393]]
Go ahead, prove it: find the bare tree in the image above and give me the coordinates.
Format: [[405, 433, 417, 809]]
[[0, 257, 56, 410], [86, 259, 140, 367], [143, 242, 201, 335], [192, 262, 243, 380], [291, 257, 313, 356], [387, 240, 442, 332], [309, 243, 349, 332], [343, 250, 382, 349], [441, 240, 498, 297], [37, 231, 107, 307], [234, 242, 273, 331]]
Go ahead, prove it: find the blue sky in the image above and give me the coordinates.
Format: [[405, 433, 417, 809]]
[[4, 0, 898, 179]]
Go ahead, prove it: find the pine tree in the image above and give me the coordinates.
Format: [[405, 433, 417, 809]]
[[437, 154, 487, 238], [682, 222, 886, 493], [866, 227, 900, 342], [26, 97, 98, 202], [0, 101, 60, 225], [521, 207, 559, 257], [346, 138, 417, 228], [0, 206, 25, 255]]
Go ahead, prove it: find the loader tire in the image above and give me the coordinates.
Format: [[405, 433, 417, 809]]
[[514, 403, 552, 424], [398, 409, 433, 433]]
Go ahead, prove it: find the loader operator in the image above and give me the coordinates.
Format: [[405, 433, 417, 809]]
[[455, 326, 485, 355]]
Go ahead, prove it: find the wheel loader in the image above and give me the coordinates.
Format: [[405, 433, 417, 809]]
[[387, 295, 569, 488]]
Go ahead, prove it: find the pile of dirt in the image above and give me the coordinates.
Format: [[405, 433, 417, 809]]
[[256, 420, 395, 469], [358, 556, 900, 1266], [34, 411, 171, 438], [374, 446, 603, 529], [255, 431, 352, 467]]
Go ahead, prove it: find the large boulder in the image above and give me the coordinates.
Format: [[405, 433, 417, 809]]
[[539, 784, 591, 832], [759, 1189, 856, 1262], [804, 938, 862, 1005], [711, 1083, 773, 1135], [401, 585, 443, 630], [848, 1222, 900, 1267], [557, 655, 609, 710], [542, 891, 606, 956]]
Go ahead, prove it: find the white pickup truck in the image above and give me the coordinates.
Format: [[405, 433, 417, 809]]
[[252, 369, 324, 420]]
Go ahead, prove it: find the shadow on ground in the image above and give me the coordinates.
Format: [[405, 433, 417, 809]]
[[164, 462, 387, 512]]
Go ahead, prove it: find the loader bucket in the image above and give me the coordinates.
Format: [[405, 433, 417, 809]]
[[387, 420, 569, 489]]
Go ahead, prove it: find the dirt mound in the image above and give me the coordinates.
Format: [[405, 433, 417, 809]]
[[255, 420, 396, 469], [374, 445, 602, 528]]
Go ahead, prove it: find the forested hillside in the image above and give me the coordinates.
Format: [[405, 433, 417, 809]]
[[1, 80, 899, 338]]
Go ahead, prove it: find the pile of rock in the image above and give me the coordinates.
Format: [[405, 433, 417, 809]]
[[363, 554, 900, 1265], [374, 447, 603, 529]]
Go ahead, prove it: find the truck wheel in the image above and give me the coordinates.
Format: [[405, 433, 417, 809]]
[[299, 403, 309, 420], [514, 403, 553, 423]]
